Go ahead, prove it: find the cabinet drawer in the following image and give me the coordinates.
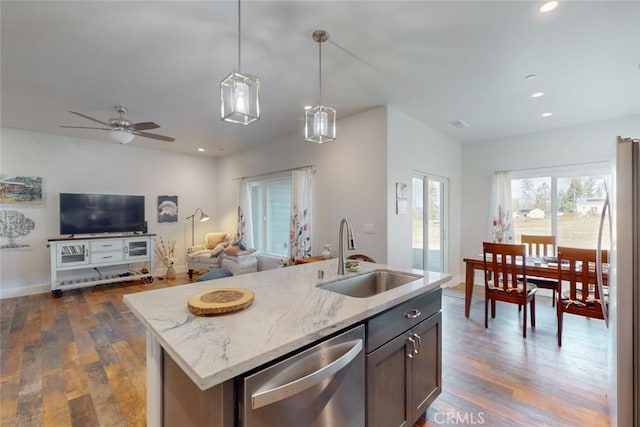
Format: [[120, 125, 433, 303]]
[[91, 240, 124, 252], [366, 288, 441, 353], [91, 251, 124, 264]]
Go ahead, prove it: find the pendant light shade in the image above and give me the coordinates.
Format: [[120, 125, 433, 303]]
[[305, 30, 336, 143], [305, 105, 336, 144], [221, 0, 260, 125], [221, 71, 260, 125]]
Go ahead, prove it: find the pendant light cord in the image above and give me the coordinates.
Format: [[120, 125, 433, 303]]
[[237, 0, 242, 72], [318, 39, 322, 105]]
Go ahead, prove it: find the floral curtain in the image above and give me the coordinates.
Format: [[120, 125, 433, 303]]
[[288, 168, 314, 262], [488, 171, 514, 243], [237, 178, 253, 246]]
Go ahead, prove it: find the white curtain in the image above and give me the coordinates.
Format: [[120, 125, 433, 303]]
[[237, 178, 253, 246], [488, 172, 514, 243], [289, 168, 314, 261]]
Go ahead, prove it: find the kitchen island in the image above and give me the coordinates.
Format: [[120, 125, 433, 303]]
[[124, 259, 451, 426]]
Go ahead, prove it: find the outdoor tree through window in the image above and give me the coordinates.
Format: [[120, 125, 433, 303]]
[[511, 172, 610, 250]]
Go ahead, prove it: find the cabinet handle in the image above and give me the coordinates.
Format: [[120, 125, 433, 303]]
[[405, 309, 422, 319], [412, 333, 421, 355], [407, 336, 416, 359], [103, 256, 113, 259]]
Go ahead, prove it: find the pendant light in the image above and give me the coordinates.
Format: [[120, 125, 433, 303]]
[[221, 0, 260, 125], [305, 30, 336, 143]]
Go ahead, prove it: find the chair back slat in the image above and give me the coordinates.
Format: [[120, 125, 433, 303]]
[[483, 242, 527, 294], [521, 235, 556, 257], [557, 246, 608, 311]]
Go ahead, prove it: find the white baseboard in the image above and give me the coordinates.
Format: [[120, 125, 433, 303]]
[[0, 283, 51, 299], [442, 274, 463, 287]]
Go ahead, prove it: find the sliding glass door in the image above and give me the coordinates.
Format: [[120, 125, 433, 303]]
[[412, 175, 447, 272]]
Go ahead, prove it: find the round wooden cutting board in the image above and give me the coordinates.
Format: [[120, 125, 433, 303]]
[[188, 288, 254, 316]]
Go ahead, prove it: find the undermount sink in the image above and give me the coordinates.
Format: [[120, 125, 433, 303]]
[[317, 269, 424, 298]]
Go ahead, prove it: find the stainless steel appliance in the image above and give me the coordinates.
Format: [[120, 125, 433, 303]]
[[239, 325, 365, 427], [610, 136, 640, 426]]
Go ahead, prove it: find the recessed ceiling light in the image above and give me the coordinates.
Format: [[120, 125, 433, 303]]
[[197, 147, 205, 152], [541, 112, 553, 117], [304, 105, 313, 110], [448, 119, 469, 129], [540, 1, 558, 13], [531, 92, 545, 98]]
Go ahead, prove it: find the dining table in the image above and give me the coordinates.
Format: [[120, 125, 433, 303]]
[[462, 255, 608, 318]]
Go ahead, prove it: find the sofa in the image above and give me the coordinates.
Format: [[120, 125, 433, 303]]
[[186, 232, 258, 280], [186, 232, 231, 280]]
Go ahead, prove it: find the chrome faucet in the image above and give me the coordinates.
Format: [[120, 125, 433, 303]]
[[338, 217, 356, 275]]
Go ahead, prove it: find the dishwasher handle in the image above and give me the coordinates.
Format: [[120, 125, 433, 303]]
[[251, 338, 363, 409]]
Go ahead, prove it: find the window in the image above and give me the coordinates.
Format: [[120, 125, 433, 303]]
[[250, 177, 291, 257], [511, 167, 610, 250]]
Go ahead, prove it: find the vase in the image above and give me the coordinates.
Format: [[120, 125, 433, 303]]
[[166, 267, 176, 279], [322, 244, 332, 260]]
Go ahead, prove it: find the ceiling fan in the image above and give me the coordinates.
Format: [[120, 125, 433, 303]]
[[60, 105, 175, 144]]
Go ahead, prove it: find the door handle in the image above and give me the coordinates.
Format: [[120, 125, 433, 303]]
[[596, 191, 610, 327], [412, 333, 421, 355], [251, 339, 363, 409], [407, 336, 416, 359], [404, 309, 422, 319]]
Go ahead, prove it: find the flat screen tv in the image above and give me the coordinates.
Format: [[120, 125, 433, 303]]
[[59, 193, 145, 235]]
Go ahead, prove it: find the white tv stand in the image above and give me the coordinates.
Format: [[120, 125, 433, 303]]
[[47, 233, 156, 298]]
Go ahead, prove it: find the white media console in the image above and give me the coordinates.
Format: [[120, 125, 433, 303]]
[[47, 233, 156, 297]]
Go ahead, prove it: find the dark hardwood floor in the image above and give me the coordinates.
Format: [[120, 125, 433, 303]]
[[1, 276, 610, 426]]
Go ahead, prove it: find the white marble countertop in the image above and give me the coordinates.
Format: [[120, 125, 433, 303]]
[[123, 260, 451, 391]]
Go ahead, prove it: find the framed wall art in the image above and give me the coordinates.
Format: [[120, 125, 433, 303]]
[[158, 195, 178, 223], [396, 182, 408, 215], [0, 175, 43, 204]]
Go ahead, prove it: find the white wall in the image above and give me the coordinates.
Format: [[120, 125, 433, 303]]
[[217, 107, 389, 263], [0, 128, 219, 298], [461, 115, 640, 276], [386, 107, 463, 283]]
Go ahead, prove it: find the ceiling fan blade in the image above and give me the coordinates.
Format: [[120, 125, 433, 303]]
[[131, 122, 160, 131], [135, 131, 175, 142], [60, 126, 111, 130], [69, 111, 110, 126]]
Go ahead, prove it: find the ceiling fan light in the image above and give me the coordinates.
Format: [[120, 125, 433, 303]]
[[305, 105, 336, 143], [110, 129, 135, 144], [221, 71, 260, 125]]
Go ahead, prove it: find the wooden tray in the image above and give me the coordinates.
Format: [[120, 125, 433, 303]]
[[188, 288, 254, 316]]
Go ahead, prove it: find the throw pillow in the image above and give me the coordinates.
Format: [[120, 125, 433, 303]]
[[210, 242, 225, 258], [205, 233, 228, 250], [223, 246, 256, 257]]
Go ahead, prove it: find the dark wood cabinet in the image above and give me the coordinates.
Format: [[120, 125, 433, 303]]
[[366, 289, 442, 427]]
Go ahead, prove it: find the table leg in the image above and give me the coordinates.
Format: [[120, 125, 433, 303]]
[[465, 261, 474, 318]]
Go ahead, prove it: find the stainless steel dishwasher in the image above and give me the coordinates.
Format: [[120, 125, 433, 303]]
[[238, 324, 365, 427]]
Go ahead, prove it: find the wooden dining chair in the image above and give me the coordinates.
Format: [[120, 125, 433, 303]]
[[556, 247, 608, 347], [483, 242, 537, 338], [521, 235, 558, 306], [347, 254, 376, 263]]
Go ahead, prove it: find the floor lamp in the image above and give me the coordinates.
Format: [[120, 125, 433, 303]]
[[186, 208, 210, 246]]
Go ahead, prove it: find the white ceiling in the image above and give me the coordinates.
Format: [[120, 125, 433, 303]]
[[1, 1, 639, 158]]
